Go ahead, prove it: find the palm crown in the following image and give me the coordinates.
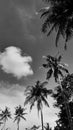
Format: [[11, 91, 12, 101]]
[[52, 73, 73, 106], [14, 105, 27, 123], [0, 107, 11, 122], [24, 80, 52, 130], [41, 0, 73, 49], [43, 54, 68, 82], [0, 107, 11, 130], [24, 80, 52, 112]]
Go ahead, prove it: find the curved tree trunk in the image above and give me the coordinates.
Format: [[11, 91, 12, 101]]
[[41, 109, 44, 130]]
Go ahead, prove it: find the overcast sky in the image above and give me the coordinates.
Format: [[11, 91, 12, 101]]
[[0, 0, 73, 130]]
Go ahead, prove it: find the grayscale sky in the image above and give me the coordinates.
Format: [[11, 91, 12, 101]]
[[0, 0, 73, 130]]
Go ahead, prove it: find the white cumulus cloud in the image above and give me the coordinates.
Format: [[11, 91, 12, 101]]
[[0, 46, 33, 79]]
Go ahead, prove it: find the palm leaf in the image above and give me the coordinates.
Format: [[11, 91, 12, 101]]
[[58, 70, 64, 77], [42, 88, 52, 96], [40, 81, 48, 88], [55, 27, 61, 47], [47, 23, 56, 36], [46, 69, 53, 79], [42, 64, 49, 68], [59, 66, 69, 73], [57, 55, 62, 62], [24, 96, 33, 106], [41, 0, 73, 49], [20, 115, 26, 121], [41, 9, 51, 18], [41, 96, 49, 107]]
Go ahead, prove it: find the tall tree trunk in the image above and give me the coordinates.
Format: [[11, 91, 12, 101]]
[[2, 121, 6, 130], [58, 80, 73, 130], [63, 94, 73, 130], [41, 109, 44, 130], [60, 82, 73, 130], [17, 122, 19, 130]]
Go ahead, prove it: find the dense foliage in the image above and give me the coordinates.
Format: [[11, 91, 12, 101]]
[[41, 0, 73, 49]]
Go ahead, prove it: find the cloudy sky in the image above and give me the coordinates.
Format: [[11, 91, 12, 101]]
[[0, 0, 73, 130]]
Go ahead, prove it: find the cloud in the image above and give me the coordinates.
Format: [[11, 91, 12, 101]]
[[0, 46, 33, 79], [0, 81, 25, 97], [0, 81, 59, 130]]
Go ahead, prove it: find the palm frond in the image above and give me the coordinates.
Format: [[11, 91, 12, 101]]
[[57, 55, 62, 62], [41, 8, 51, 18], [58, 70, 64, 77], [41, 0, 73, 49], [47, 23, 56, 36], [59, 66, 69, 73], [46, 69, 53, 79], [41, 96, 49, 107], [55, 27, 61, 47], [14, 105, 27, 123], [42, 88, 52, 96], [14, 116, 18, 122], [20, 115, 26, 121], [42, 63, 49, 68], [40, 81, 48, 88], [24, 94, 35, 106]]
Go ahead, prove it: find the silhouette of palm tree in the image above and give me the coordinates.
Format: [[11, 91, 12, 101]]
[[0, 107, 11, 130], [52, 73, 73, 130], [42, 54, 68, 82], [14, 105, 27, 130], [42, 54, 73, 130], [24, 80, 52, 130], [41, 0, 73, 49]]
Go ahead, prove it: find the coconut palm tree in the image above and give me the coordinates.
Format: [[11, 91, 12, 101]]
[[14, 105, 27, 130], [0, 107, 11, 130], [41, 0, 73, 49], [52, 73, 73, 130], [42, 54, 73, 130], [24, 80, 52, 130], [54, 101, 73, 130], [42, 54, 68, 82]]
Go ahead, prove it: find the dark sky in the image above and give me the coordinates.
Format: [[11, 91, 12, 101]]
[[0, 0, 73, 129], [0, 0, 59, 85]]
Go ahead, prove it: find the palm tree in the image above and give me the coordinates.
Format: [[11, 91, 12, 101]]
[[0, 107, 11, 130], [41, 0, 73, 49], [54, 101, 73, 130], [14, 105, 27, 130], [52, 73, 73, 130], [24, 80, 52, 130], [42, 54, 68, 82], [42, 54, 73, 130]]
